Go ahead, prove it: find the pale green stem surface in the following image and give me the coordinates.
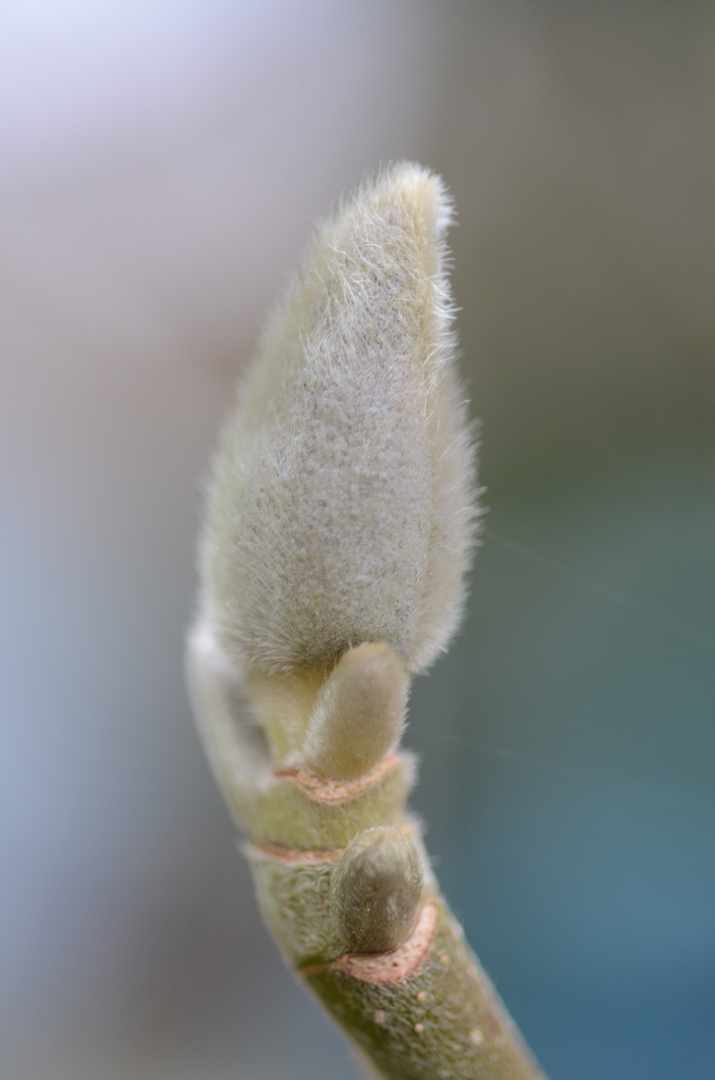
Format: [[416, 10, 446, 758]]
[[191, 649, 547, 1080]]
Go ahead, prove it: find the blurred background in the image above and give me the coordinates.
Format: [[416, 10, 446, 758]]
[[1, 2, 713, 1078]]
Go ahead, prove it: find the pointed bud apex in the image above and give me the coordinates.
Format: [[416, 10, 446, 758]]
[[199, 162, 478, 676], [331, 826, 423, 954], [303, 643, 407, 779]]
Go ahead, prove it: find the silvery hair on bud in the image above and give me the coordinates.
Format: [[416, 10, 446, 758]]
[[199, 162, 479, 675]]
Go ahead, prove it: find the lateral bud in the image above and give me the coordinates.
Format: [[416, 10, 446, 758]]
[[302, 643, 408, 780], [331, 826, 423, 954]]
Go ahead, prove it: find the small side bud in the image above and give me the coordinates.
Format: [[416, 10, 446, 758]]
[[331, 827, 423, 954], [303, 643, 408, 779]]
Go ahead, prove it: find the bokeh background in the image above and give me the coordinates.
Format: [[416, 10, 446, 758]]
[[2, 2, 714, 1078]]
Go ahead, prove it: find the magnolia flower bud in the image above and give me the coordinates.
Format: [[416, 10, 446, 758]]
[[199, 162, 478, 675]]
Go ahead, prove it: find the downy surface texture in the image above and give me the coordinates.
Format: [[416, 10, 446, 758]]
[[199, 162, 478, 677]]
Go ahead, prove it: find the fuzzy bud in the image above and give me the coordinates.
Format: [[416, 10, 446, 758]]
[[302, 643, 407, 779], [198, 162, 478, 676], [331, 827, 423, 953]]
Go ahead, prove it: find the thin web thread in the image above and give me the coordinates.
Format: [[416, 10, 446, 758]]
[[486, 528, 715, 652], [419, 527, 715, 814]]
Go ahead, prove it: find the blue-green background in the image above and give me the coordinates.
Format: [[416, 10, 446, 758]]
[[2, 2, 713, 1077]]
